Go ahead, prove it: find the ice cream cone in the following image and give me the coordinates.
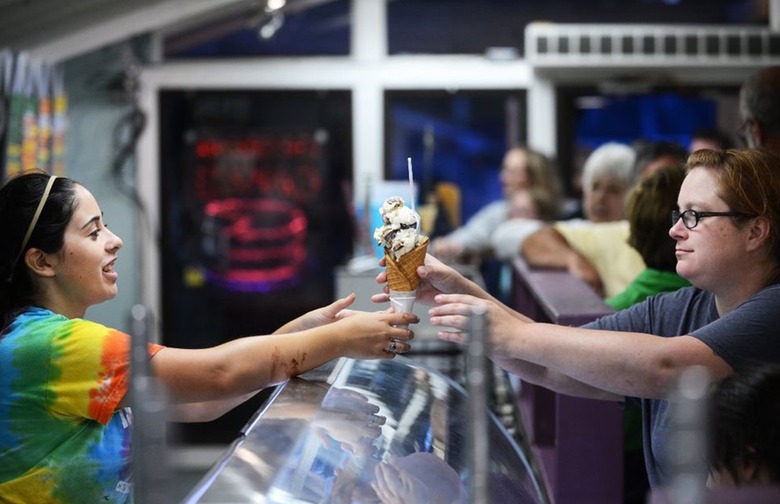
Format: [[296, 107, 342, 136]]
[[384, 236, 428, 292]]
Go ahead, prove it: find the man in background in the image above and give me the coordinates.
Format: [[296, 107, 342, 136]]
[[739, 66, 780, 156]]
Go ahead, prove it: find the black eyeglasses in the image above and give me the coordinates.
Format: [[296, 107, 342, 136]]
[[671, 209, 747, 229]]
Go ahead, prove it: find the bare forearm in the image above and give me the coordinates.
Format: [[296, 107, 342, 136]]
[[521, 227, 574, 268], [508, 323, 731, 399], [171, 390, 263, 422], [274, 318, 303, 334], [429, 293, 720, 400], [218, 329, 345, 387], [152, 310, 412, 403], [273, 294, 357, 334], [491, 356, 621, 401], [153, 329, 346, 403], [518, 227, 604, 294]]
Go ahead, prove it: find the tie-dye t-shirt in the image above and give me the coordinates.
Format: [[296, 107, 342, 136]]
[[0, 307, 163, 503]]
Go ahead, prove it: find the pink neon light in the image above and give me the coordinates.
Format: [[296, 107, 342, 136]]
[[203, 198, 308, 289]]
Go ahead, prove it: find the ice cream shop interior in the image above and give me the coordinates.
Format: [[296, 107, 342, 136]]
[[2, 0, 780, 502]]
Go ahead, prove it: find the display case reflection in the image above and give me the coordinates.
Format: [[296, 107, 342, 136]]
[[188, 358, 546, 503]]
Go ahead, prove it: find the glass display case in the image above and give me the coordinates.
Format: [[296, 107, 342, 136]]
[[183, 356, 549, 503]]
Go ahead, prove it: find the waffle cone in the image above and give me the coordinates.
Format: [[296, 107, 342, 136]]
[[385, 236, 429, 292]]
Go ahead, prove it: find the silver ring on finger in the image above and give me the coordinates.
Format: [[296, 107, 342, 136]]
[[388, 340, 397, 353]]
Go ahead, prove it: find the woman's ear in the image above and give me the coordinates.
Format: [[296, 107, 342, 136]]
[[746, 216, 771, 252], [23, 248, 57, 278]]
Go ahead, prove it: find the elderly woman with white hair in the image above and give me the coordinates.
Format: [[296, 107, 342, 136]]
[[577, 141, 638, 222]]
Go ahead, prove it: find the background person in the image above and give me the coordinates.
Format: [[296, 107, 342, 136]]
[[569, 141, 637, 223], [429, 145, 562, 263], [739, 66, 780, 155], [506, 186, 561, 222], [0, 172, 416, 503], [631, 140, 688, 181], [606, 164, 690, 310], [511, 141, 641, 297], [707, 363, 780, 488], [688, 128, 733, 153]]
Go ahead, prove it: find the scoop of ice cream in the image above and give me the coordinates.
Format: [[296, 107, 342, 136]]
[[389, 227, 418, 257], [374, 196, 425, 261], [380, 197, 416, 227], [384, 206, 417, 228], [381, 196, 405, 216]]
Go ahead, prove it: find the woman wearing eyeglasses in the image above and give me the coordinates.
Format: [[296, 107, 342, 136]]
[[374, 148, 780, 491]]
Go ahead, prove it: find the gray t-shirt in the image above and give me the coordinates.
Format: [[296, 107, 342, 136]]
[[584, 283, 780, 487]]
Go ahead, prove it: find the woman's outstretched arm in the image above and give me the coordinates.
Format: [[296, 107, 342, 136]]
[[148, 309, 416, 404]]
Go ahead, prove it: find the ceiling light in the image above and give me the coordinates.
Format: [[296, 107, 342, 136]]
[[258, 13, 284, 39]]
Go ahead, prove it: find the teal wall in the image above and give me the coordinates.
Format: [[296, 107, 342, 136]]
[[63, 42, 146, 333]]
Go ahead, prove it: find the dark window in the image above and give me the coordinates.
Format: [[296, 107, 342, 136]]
[[601, 36, 613, 54], [559, 36, 570, 54], [159, 90, 353, 444], [684, 35, 698, 55], [622, 36, 634, 54], [161, 0, 768, 59], [581, 36, 592, 54], [387, 0, 763, 56], [726, 35, 742, 55], [747, 35, 763, 55], [770, 35, 780, 55], [556, 87, 738, 198], [705, 35, 720, 55], [158, 90, 352, 343], [384, 90, 525, 237], [642, 36, 655, 54], [664, 35, 677, 54], [537, 36, 549, 54]]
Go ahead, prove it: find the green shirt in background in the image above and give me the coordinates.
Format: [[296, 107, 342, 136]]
[[605, 268, 691, 311]]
